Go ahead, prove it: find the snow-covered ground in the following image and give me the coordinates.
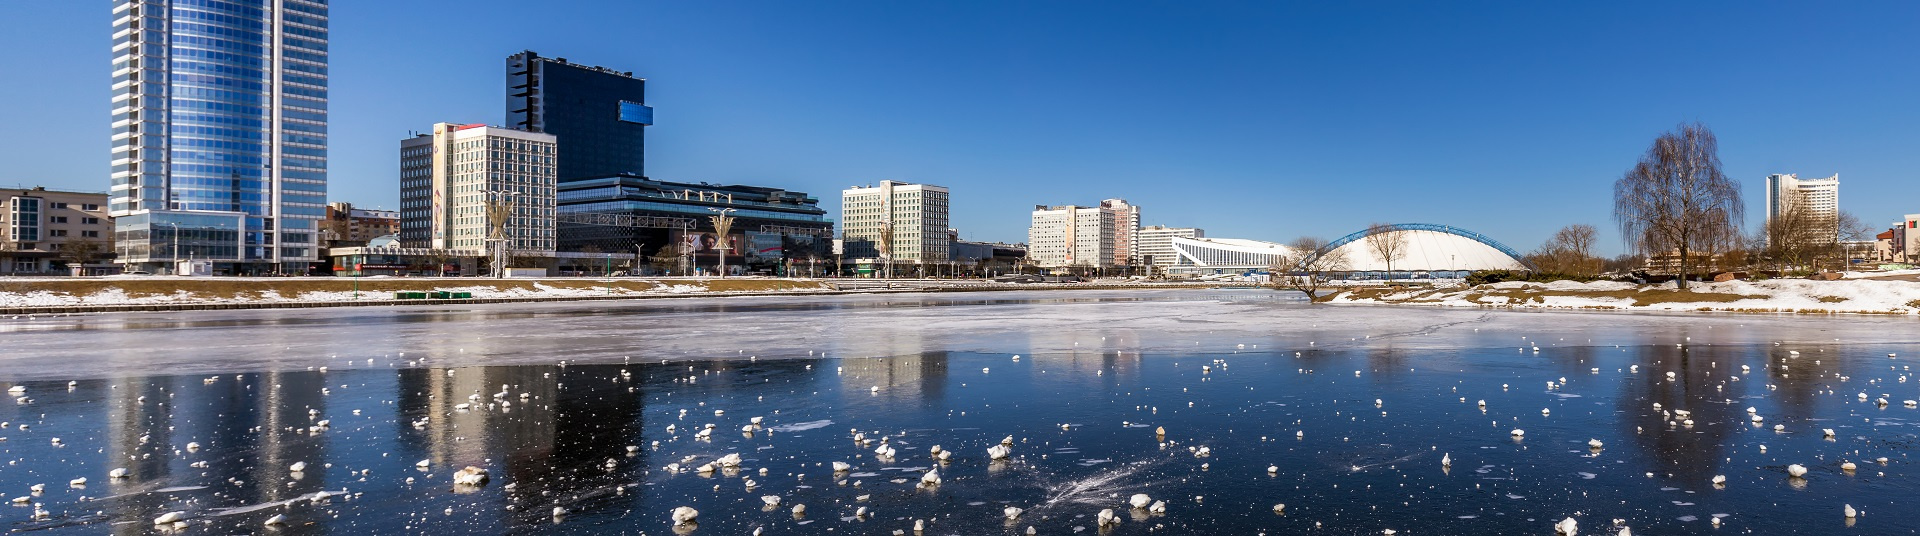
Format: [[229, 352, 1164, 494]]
[[0, 278, 823, 308], [1330, 277, 1920, 314]]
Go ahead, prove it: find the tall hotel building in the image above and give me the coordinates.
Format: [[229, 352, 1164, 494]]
[[109, 0, 330, 274], [1764, 173, 1840, 242], [1028, 199, 1141, 270], [399, 123, 557, 257], [506, 51, 652, 182], [841, 181, 950, 274]]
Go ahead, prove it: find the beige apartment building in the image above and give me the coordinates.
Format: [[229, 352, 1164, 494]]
[[1028, 198, 1141, 271], [840, 180, 950, 276], [3, 187, 115, 275], [325, 202, 401, 245]]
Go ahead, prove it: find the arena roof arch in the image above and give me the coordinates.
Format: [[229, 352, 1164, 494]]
[[1319, 223, 1532, 272]]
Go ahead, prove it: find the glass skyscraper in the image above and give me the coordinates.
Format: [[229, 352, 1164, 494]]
[[506, 51, 652, 182], [110, 0, 329, 274]]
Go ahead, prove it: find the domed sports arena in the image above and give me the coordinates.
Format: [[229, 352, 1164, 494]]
[[1318, 223, 1531, 279]]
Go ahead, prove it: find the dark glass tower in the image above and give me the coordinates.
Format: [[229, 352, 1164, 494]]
[[506, 51, 652, 182]]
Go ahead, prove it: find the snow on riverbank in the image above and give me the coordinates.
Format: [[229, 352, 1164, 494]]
[[1329, 277, 1920, 314], [0, 278, 829, 308]]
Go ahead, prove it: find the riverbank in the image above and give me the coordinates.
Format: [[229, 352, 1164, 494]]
[[0, 277, 1235, 314], [1326, 277, 1920, 315]]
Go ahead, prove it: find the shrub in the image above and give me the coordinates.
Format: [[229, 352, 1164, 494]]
[[1466, 270, 1601, 286]]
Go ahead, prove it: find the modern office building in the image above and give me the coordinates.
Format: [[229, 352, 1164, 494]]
[[507, 51, 652, 182], [1137, 225, 1203, 270], [949, 235, 1028, 276], [3, 187, 117, 275], [1027, 199, 1140, 271], [1764, 173, 1841, 242], [109, 0, 330, 274], [556, 174, 832, 276], [399, 123, 558, 261], [323, 202, 400, 245], [841, 181, 950, 276]]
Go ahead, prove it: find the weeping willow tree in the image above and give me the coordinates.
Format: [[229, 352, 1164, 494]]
[[1613, 123, 1743, 290]]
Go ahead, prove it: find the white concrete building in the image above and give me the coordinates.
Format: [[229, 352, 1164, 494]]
[[841, 181, 950, 273], [1027, 199, 1140, 270], [1765, 173, 1840, 242], [1166, 236, 1290, 276], [1138, 225, 1203, 269], [1907, 214, 1920, 262], [399, 123, 557, 258]]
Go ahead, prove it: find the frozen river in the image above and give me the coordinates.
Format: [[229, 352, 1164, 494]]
[[1, 290, 1918, 534]]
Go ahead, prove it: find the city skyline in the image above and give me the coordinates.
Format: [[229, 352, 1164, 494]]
[[2, 2, 1917, 254]]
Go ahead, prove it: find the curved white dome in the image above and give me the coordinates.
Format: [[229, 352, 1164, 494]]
[[1326, 228, 1527, 272]]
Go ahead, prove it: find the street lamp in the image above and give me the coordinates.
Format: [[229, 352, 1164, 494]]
[[168, 222, 179, 275], [707, 208, 736, 278]]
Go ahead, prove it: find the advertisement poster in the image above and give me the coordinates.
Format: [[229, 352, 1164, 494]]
[[747, 232, 783, 263]]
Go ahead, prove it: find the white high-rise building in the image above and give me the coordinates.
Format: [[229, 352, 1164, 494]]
[[1137, 225, 1204, 268], [1765, 173, 1840, 241], [841, 181, 950, 275], [1028, 199, 1141, 270], [399, 123, 557, 258]]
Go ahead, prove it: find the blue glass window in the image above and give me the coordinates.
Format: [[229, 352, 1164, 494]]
[[617, 101, 653, 125]]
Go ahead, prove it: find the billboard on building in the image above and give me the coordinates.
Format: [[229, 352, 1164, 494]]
[[747, 232, 784, 263]]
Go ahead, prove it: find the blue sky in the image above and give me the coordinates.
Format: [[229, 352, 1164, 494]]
[[3, 2, 1916, 255]]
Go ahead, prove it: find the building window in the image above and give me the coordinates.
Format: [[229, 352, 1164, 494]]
[[50, 202, 68, 209], [50, 216, 68, 223], [82, 230, 101, 238], [83, 217, 101, 225], [49, 229, 67, 237], [83, 204, 99, 211]]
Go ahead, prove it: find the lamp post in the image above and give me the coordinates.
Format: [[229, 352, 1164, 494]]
[[707, 208, 735, 278], [168, 222, 179, 275]]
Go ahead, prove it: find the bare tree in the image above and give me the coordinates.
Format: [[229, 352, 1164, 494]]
[[1832, 211, 1873, 270], [1271, 236, 1350, 301], [1362, 223, 1407, 283], [57, 237, 109, 274], [1613, 122, 1744, 290], [1528, 224, 1603, 277]]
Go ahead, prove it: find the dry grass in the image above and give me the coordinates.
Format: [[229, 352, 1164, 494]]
[[0, 277, 829, 300], [1339, 283, 1767, 308], [1814, 295, 1849, 303]]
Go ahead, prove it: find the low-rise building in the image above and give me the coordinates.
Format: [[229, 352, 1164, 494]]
[[325, 202, 401, 245], [2, 187, 116, 275], [558, 174, 832, 276], [949, 233, 1027, 277]]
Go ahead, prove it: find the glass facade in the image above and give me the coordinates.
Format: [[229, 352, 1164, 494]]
[[113, 210, 246, 261], [507, 51, 648, 182], [555, 175, 833, 273], [110, 0, 328, 272]]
